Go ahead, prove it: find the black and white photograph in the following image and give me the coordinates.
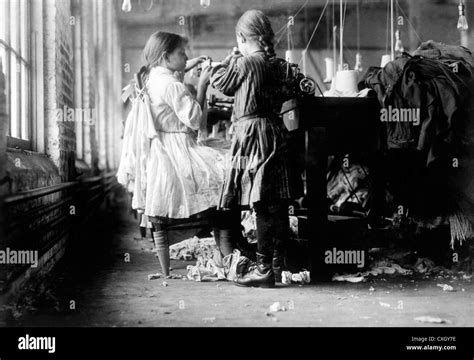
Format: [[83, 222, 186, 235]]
[[0, 0, 474, 356]]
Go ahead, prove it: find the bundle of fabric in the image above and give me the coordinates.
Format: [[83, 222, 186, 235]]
[[186, 249, 251, 282], [327, 157, 370, 214], [169, 236, 218, 261], [332, 255, 448, 282], [413, 40, 474, 74], [169, 236, 251, 281], [362, 41, 474, 246]]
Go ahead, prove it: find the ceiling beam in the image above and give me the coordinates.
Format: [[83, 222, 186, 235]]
[[117, 0, 390, 26]]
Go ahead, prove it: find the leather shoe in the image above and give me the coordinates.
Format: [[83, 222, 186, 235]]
[[235, 253, 275, 288]]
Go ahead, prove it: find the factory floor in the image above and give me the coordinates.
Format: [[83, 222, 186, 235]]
[[1, 193, 474, 328]]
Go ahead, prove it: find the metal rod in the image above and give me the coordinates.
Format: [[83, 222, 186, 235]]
[[340, 0, 343, 70], [3, 172, 115, 205], [80, 176, 103, 183], [4, 182, 78, 205], [333, 25, 337, 76], [391, 0, 394, 60]]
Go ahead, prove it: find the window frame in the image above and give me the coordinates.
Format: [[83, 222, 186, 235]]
[[1, 0, 33, 150]]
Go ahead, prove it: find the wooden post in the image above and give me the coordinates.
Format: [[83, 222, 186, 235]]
[[306, 126, 330, 282]]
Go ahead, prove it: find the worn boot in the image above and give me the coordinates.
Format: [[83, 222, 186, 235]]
[[235, 252, 275, 288], [153, 230, 170, 276], [273, 250, 286, 283]]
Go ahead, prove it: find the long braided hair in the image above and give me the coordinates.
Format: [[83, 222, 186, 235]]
[[139, 31, 187, 85], [236, 10, 276, 59]]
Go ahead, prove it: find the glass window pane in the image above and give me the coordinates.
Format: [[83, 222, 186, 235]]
[[0, 46, 6, 83], [9, 0, 19, 52], [20, 0, 28, 61], [0, 46, 5, 79], [21, 62, 28, 139], [0, 46, 7, 134], [0, 45, 9, 134], [9, 54, 19, 138], [0, 0, 7, 43]]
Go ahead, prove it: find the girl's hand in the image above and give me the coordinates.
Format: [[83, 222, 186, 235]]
[[186, 56, 209, 72], [198, 65, 212, 89]]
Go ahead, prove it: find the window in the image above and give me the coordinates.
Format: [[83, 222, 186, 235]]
[[0, 0, 32, 149], [72, 0, 84, 160]]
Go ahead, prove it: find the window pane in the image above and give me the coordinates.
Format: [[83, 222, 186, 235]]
[[9, 0, 19, 52], [9, 54, 19, 138], [21, 61, 28, 139], [0, 46, 5, 79], [0, 46, 7, 129], [0, 0, 7, 43], [20, 0, 28, 61]]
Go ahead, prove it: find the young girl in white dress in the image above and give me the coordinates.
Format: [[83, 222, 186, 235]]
[[141, 31, 233, 275]]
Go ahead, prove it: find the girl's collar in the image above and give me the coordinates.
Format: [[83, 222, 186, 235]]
[[151, 66, 174, 75]]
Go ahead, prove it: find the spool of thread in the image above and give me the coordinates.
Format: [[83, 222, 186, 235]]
[[285, 50, 298, 64], [324, 57, 334, 83], [335, 70, 359, 94], [121, 0, 131, 12], [380, 54, 392, 68]]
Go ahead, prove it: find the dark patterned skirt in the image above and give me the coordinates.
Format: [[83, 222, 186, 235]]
[[219, 114, 303, 209]]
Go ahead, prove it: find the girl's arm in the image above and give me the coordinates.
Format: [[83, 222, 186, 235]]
[[164, 82, 202, 131], [173, 56, 208, 81], [196, 66, 212, 140], [163, 67, 211, 131], [196, 66, 212, 110], [210, 55, 246, 96], [185, 56, 208, 73]]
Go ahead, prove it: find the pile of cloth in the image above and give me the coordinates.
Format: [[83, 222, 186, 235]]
[[361, 41, 474, 247], [332, 248, 457, 283], [186, 249, 251, 282], [327, 157, 371, 215], [169, 236, 217, 261], [170, 211, 301, 281], [169, 236, 251, 282]]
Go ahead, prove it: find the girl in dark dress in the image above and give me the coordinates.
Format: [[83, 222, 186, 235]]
[[211, 10, 301, 287]]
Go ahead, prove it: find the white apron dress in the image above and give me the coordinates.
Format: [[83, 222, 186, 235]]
[[144, 66, 224, 219]]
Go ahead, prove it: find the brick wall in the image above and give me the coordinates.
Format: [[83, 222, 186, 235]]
[[0, 0, 123, 295], [44, 0, 77, 182]]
